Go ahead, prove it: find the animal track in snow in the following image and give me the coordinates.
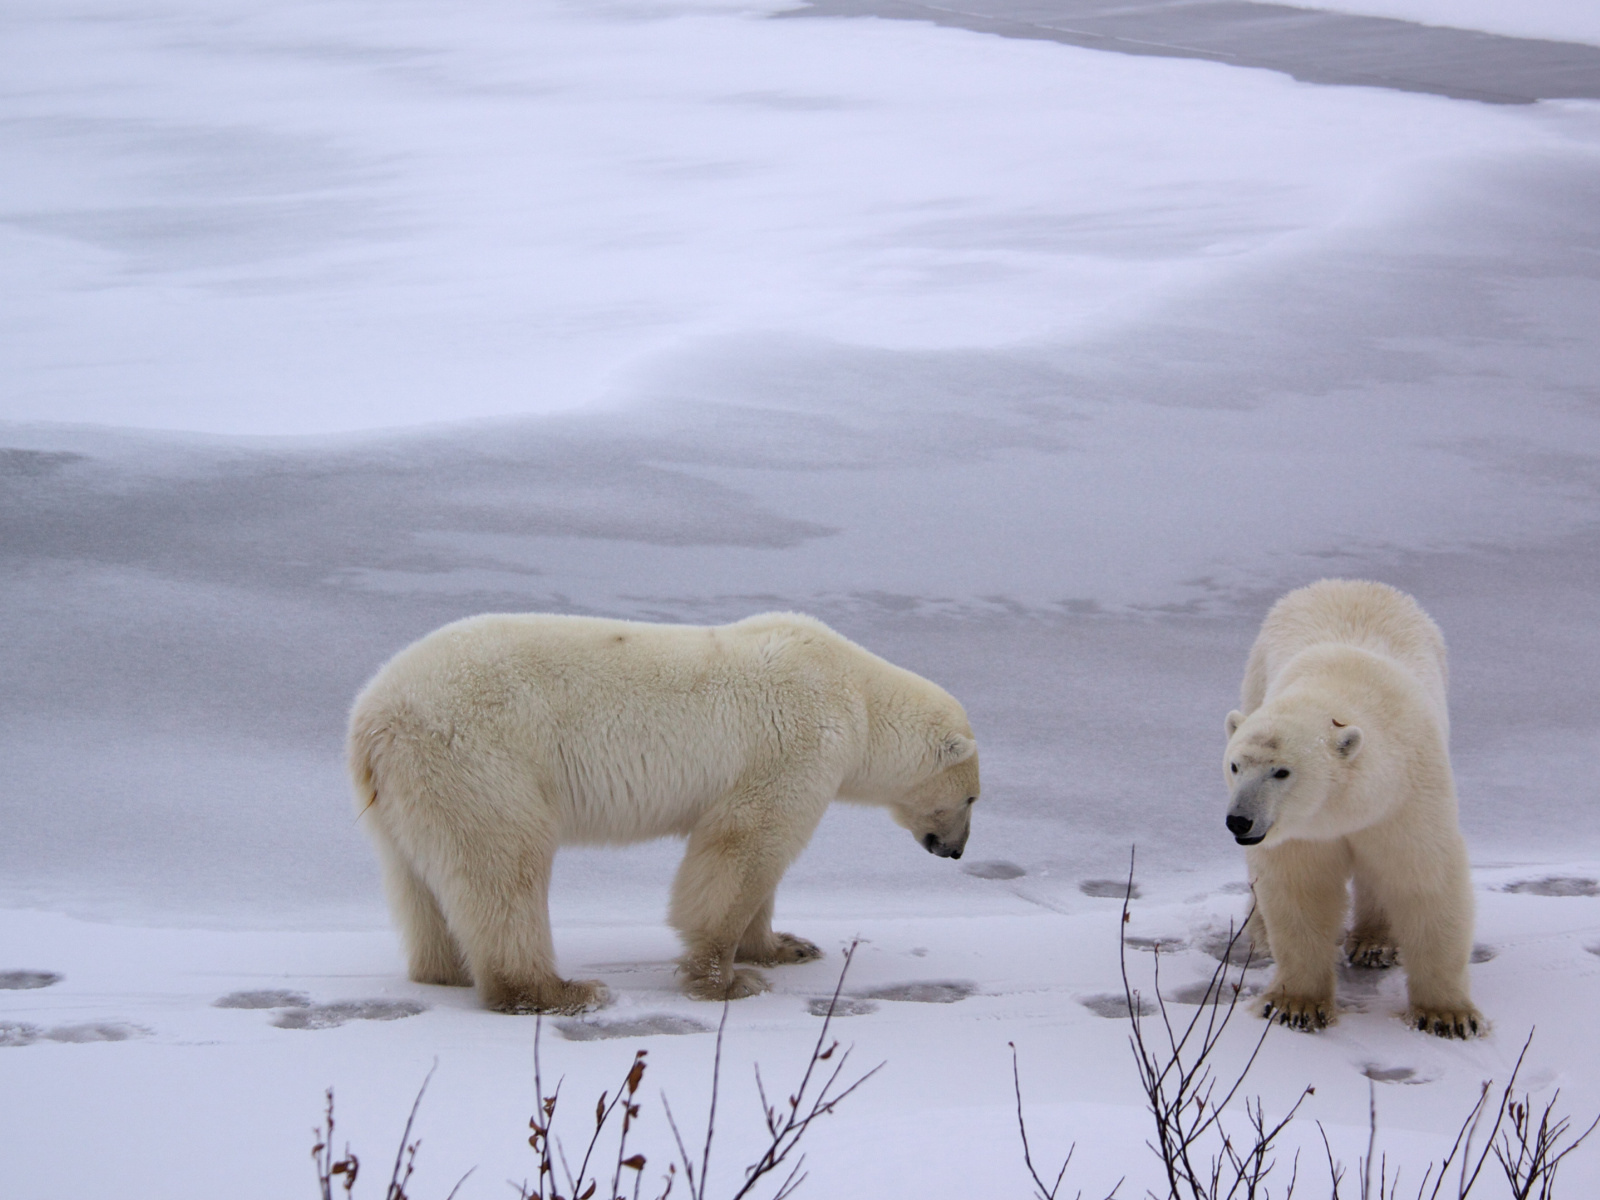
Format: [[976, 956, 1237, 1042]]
[[0, 1021, 148, 1047], [0, 971, 61, 990], [1080, 992, 1155, 1019], [1198, 929, 1269, 967], [1471, 944, 1497, 963], [1122, 935, 1189, 953], [858, 981, 975, 1004], [214, 989, 312, 1009], [962, 860, 1026, 880], [1363, 1064, 1425, 1084], [1501, 876, 1598, 897], [272, 1000, 426, 1030], [556, 1014, 712, 1040], [806, 997, 878, 1017], [1164, 980, 1261, 1006], [1080, 878, 1140, 899]]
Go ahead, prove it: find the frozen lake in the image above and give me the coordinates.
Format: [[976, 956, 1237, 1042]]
[[2, 0, 1599, 1196]]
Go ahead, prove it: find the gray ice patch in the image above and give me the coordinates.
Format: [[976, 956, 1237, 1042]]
[[1080, 992, 1155, 1019], [44, 1022, 145, 1043], [0, 1022, 41, 1047], [1199, 929, 1268, 968], [962, 860, 1026, 880], [1501, 876, 1599, 897], [1123, 935, 1188, 953], [1080, 878, 1140, 899], [806, 997, 878, 1017], [272, 999, 426, 1030], [554, 1015, 711, 1041], [1471, 944, 1497, 964], [1164, 980, 1259, 1006], [1363, 1064, 1419, 1084], [215, 989, 312, 1009], [0, 970, 61, 990], [858, 981, 975, 1004]]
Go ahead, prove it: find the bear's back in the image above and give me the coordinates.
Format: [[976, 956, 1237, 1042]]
[[1248, 580, 1448, 729]]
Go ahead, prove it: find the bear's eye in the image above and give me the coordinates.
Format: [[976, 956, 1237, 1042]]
[[1272, 768, 1291, 780], [1230, 762, 1238, 774]]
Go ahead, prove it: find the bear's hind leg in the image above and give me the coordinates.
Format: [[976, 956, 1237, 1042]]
[[370, 822, 471, 986], [1345, 866, 1399, 969], [735, 894, 823, 967], [440, 834, 607, 1015], [1254, 840, 1350, 1032]]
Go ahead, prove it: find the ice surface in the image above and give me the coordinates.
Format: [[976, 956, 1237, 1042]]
[[791, 0, 1600, 102], [3, 0, 1599, 1195], [1282, 0, 1600, 47]]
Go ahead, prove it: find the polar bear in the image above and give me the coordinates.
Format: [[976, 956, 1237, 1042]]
[[1223, 580, 1482, 1038], [348, 611, 980, 1013]]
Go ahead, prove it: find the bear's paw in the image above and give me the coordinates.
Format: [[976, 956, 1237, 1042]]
[[1407, 1003, 1484, 1040], [486, 977, 610, 1016], [1259, 992, 1333, 1032], [1344, 936, 1399, 970], [737, 932, 823, 967], [682, 957, 772, 1001]]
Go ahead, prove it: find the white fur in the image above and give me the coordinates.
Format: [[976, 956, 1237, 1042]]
[[349, 611, 980, 1012], [1224, 580, 1483, 1038]]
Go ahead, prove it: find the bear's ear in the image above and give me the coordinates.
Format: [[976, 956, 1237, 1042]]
[[1225, 710, 1244, 739], [937, 732, 977, 766], [1334, 724, 1363, 760]]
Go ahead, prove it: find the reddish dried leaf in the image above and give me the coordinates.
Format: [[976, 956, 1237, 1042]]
[[622, 1154, 647, 1170]]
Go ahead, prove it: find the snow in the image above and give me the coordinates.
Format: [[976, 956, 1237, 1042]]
[[3, 0, 1600, 1196]]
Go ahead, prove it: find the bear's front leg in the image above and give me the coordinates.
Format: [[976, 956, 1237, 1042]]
[[735, 894, 823, 967], [1251, 842, 1349, 1032], [1387, 895, 1482, 1037], [670, 797, 822, 1000]]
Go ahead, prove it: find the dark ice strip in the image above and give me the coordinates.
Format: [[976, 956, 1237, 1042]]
[[781, 0, 1600, 103]]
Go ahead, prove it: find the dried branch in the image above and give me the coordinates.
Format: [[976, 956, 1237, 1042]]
[[1115, 847, 1309, 1200]]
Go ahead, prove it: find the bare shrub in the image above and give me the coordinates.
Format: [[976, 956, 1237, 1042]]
[[314, 943, 878, 1200], [312, 1067, 472, 1200], [1008, 849, 1600, 1200]]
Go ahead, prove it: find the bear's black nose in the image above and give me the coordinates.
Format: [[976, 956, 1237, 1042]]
[[1225, 814, 1253, 837]]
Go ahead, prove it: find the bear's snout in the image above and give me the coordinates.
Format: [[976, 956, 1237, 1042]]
[[920, 830, 966, 859], [1226, 813, 1265, 845]]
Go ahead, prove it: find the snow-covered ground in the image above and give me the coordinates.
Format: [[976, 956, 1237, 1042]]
[[3, 0, 1599, 1196]]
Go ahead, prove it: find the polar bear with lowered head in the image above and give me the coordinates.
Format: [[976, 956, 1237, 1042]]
[[349, 612, 979, 1013], [1223, 580, 1482, 1038]]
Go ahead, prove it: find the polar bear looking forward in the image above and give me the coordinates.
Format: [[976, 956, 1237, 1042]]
[[349, 612, 980, 1013], [1224, 580, 1482, 1038]]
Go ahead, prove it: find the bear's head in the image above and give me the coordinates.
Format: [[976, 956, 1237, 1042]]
[[1222, 703, 1363, 847], [886, 731, 980, 860]]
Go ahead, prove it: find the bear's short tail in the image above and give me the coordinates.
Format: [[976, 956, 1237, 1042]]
[[347, 706, 388, 824]]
